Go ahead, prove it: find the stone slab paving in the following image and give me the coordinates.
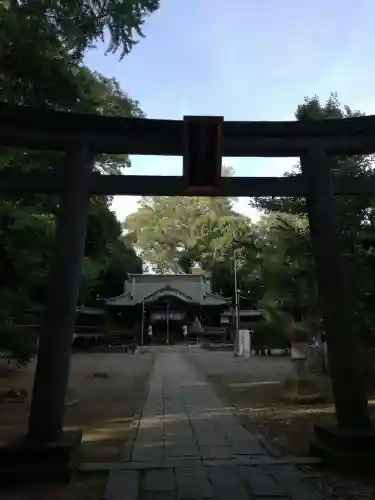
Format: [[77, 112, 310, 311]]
[[103, 351, 324, 500]]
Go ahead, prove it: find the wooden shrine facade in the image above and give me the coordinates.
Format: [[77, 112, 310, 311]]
[[1, 102, 375, 478], [105, 274, 229, 345]]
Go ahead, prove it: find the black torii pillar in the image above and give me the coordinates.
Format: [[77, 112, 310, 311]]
[[0, 143, 94, 482], [301, 149, 375, 468]]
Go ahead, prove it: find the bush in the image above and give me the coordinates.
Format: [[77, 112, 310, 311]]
[[256, 321, 290, 349], [0, 324, 37, 365]]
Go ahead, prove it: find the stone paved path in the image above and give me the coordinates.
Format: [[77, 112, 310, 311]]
[[104, 351, 324, 500]]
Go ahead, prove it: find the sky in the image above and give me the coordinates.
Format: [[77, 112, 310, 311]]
[[84, 0, 375, 222]]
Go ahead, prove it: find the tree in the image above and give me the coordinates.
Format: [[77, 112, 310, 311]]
[[124, 168, 235, 272], [0, 65, 145, 315], [125, 186, 264, 310], [257, 214, 318, 324], [0, 0, 154, 317], [181, 212, 259, 302], [0, 0, 154, 364], [253, 93, 374, 223], [252, 94, 375, 346], [79, 198, 142, 304], [1, 0, 159, 62]]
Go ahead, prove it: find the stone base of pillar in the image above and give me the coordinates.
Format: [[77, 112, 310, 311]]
[[0, 429, 82, 484], [311, 425, 375, 472]]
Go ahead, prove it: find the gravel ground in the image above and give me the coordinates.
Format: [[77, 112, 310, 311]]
[[0, 352, 155, 499]]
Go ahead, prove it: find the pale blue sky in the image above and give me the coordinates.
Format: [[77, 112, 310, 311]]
[[84, 0, 375, 221]]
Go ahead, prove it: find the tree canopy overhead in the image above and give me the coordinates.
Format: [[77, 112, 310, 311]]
[[124, 167, 237, 273], [1, 0, 159, 61], [252, 94, 375, 345], [124, 195, 234, 273]]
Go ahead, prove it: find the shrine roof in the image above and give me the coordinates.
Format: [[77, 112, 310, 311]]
[[104, 274, 230, 307]]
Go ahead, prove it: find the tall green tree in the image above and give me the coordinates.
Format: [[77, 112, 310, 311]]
[[0, 0, 155, 315], [124, 168, 235, 272], [256, 214, 318, 328], [0, 66, 144, 314], [181, 212, 259, 302], [125, 188, 262, 306], [253, 93, 374, 223], [253, 94, 375, 343], [80, 198, 142, 304]]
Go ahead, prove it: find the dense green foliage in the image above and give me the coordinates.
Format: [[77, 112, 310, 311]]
[[124, 184, 260, 307], [0, 0, 156, 358], [253, 94, 375, 343], [125, 195, 234, 273], [124, 167, 235, 272], [1, 0, 159, 63]]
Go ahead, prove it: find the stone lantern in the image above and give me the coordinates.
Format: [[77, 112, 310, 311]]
[[283, 316, 322, 403]]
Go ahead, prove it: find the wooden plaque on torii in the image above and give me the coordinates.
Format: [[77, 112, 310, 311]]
[[183, 116, 223, 195]]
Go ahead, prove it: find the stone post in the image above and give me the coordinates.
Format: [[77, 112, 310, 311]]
[[243, 329, 251, 359], [301, 149, 374, 466], [27, 143, 94, 443]]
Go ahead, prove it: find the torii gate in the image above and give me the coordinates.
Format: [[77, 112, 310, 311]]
[[0, 104, 374, 479]]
